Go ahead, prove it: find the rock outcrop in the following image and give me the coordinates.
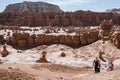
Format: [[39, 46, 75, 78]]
[[3, 1, 63, 13], [99, 20, 113, 41], [0, 11, 120, 27], [0, 35, 5, 44], [98, 20, 120, 49], [1, 45, 9, 57], [36, 51, 48, 63], [18, 40, 27, 48], [110, 32, 120, 48], [1, 24, 120, 49], [6, 29, 99, 49]]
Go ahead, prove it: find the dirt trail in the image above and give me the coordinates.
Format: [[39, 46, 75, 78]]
[[0, 63, 92, 80], [0, 63, 120, 80]]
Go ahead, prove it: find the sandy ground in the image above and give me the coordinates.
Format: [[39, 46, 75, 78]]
[[0, 63, 92, 80], [0, 63, 120, 80]]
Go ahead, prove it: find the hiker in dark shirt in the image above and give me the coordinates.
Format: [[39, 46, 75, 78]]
[[93, 57, 101, 73]]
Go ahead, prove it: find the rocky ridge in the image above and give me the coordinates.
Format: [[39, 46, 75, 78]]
[[106, 8, 120, 13]]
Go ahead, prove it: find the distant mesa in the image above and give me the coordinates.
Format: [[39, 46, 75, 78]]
[[106, 8, 120, 13], [3, 1, 63, 13], [75, 10, 94, 13]]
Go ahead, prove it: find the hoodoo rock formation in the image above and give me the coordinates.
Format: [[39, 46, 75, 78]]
[[0, 25, 120, 50], [36, 51, 48, 63], [99, 20, 113, 41], [0, 11, 120, 27], [110, 32, 120, 48], [1, 45, 9, 57], [0, 35, 5, 44], [3, 1, 63, 13], [6, 29, 99, 49], [98, 19, 120, 49]]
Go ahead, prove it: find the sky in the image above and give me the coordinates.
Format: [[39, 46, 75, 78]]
[[0, 0, 120, 12]]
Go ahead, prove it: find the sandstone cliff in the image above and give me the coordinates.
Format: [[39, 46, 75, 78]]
[[0, 11, 120, 27]]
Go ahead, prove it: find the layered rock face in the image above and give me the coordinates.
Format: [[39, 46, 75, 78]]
[[3, 1, 63, 13], [1, 25, 120, 49], [0, 12, 120, 27], [6, 30, 99, 49]]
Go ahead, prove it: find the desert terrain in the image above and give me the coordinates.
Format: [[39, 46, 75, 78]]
[[0, 26, 120, 80], [0, 40, 120, 80]]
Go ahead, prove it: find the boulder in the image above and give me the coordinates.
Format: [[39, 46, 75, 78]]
[[60, 52, 66, 57]]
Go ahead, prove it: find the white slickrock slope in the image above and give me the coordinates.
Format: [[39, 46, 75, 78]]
[[0, 40, 120, 70]]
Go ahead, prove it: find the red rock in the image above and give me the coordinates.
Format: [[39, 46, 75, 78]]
[[18, 40, 27, 48], [35, 35, 45, 45], [44, 35, 54, 44], [80, 33, 88, 45], [21, 33, 30, 40], [36, 51, 48, 63], [0, 12, 119, 27], [100, 20, 113, 31], [0, 35, 4, 44], [60, 52, 66, 57], [10, 37, 17, 45], [59, 35, 66, 44], [35, 37, 44, 45], [65, 35, 73, 46], [27, 36, 34, 47], [7, 32, 10, 36], [110, 32, 120, 48], [51, 35, 60, 44], [87, 31, 99, 44], [72, 35, 80, 47], [1, 45, 9, 57]]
